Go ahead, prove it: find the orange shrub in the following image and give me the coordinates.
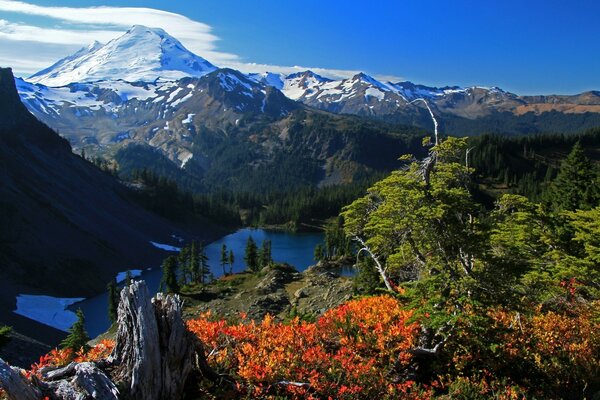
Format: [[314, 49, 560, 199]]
[[187, 295, 425, 399], [489, 303, 600, 394]]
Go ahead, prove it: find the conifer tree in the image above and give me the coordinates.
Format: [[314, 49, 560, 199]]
[[178, 245, 191, 285], [61, 309, 90, 353], [220, 244, 228, 276], [228, 249, 235, 275], [107, 277, 119, 323], [197, 241, 210, 284], [244, 236, 259, 272], [547, 141, 600, 211], [314, 243, 325, 262], [160, 255, 180, 293], [259, 239, 272, 268], [189, 241, 199, 284]]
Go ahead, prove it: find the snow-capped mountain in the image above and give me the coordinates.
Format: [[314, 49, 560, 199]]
[[17, 68, 297, 165], [14, 23, 600, 181], [28, 25, 216, 86]]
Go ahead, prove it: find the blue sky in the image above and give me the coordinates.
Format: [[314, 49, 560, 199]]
[[1, 0, 599, 94]]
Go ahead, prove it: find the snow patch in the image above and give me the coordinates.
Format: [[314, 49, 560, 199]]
[[182, 113, 195, 124], [14, 295, 85, 332], [149, 241, 181, 252], [180, 153, 193, 169]]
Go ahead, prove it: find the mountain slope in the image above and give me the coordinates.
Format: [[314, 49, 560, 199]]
[[28, 25, 216, 86], [0, 67, 218, 321]]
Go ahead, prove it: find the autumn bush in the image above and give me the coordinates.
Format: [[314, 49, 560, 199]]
[[187, 295, 428, 399]]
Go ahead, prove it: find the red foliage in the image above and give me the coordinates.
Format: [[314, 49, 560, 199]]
[[187, 295, 426, 399]]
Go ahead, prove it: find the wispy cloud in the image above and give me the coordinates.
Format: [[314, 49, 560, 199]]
[[0, 0, 401, 82]]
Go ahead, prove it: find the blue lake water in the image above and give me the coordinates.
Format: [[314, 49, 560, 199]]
[[73, 228, 324, 338]]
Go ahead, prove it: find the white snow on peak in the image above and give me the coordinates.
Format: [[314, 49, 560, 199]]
[[14, 294, 85, 331], [248, 72, 285, 90], [28, 25, 217, 87], [280, 71, 332, 100]]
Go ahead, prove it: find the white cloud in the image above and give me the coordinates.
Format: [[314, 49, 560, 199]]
[[0, 19, 121, 45], [0, 0, 401, 82]]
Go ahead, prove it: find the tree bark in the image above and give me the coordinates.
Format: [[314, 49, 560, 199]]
[[0, 358, 41, 400], [108, 281, 193, 400]]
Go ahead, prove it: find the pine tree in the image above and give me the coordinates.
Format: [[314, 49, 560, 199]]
[[259, 240, 272, 268], [189, 241, 199, 284], [547, 141, 600, 211], [197, 241, 210, 284], [314, 243, 325, 262], [61, 309, 90, 353], [244, 236, 259, 272], [228, 249, 235, 275], [178, 245, 191, 285], [160, 255, 180, 293], [220, 244, 228, 276], [107, 277, 119, 323]]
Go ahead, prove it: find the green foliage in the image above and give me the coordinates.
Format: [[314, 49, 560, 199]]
[[546, 141, 600, 211], [258, 239, 273, 269], [61, 309, 90, 353], [160, 255, 180, 294], [341, 133, 600, 358], [313, 243, 325, 262], [107, 277, 119, 323], [352, 257, 382, 295], [244, 236, 259, 272], [228, 249, 235, 275], [220, 244, 229, 276], [0, 325, 12, 349], [468, 128, 600, 202]]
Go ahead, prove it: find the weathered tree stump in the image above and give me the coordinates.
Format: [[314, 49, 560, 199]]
[[0, 358, 41, 400], [1, 280, 202, 400], [109, 281, 193, 399]]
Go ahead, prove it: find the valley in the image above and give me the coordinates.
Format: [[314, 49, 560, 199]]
[[0, 6, 599, 398]]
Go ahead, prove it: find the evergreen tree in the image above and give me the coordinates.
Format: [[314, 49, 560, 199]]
[[314, 243, 325, 262], [228, 249, 235, 275], [61, 309, 90, 353], [220, 244, 228, 276], [546, 141, 600, 211], [197, 241, 210, 284], [107, 277, 119, 323], [352, 258, 381, 295], [259, 240, 273, 268], [160, 255, 180, 293], [244, 236, 259, 272], [188, 241, 199, 284], [178, 245, 191, 285]]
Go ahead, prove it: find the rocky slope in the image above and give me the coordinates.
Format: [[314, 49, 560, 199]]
[[181, 264, 353, 323]]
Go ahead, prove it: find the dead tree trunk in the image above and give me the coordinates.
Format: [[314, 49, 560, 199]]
[[1, 280, 202, 400], [0, 358, 41, 400], [108, 281, 193, 400]]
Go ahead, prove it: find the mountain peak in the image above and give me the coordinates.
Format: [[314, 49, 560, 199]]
[[27, 25, 217, 86]]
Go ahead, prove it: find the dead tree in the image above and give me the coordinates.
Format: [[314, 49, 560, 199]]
[[0, 280, 218, 399]]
